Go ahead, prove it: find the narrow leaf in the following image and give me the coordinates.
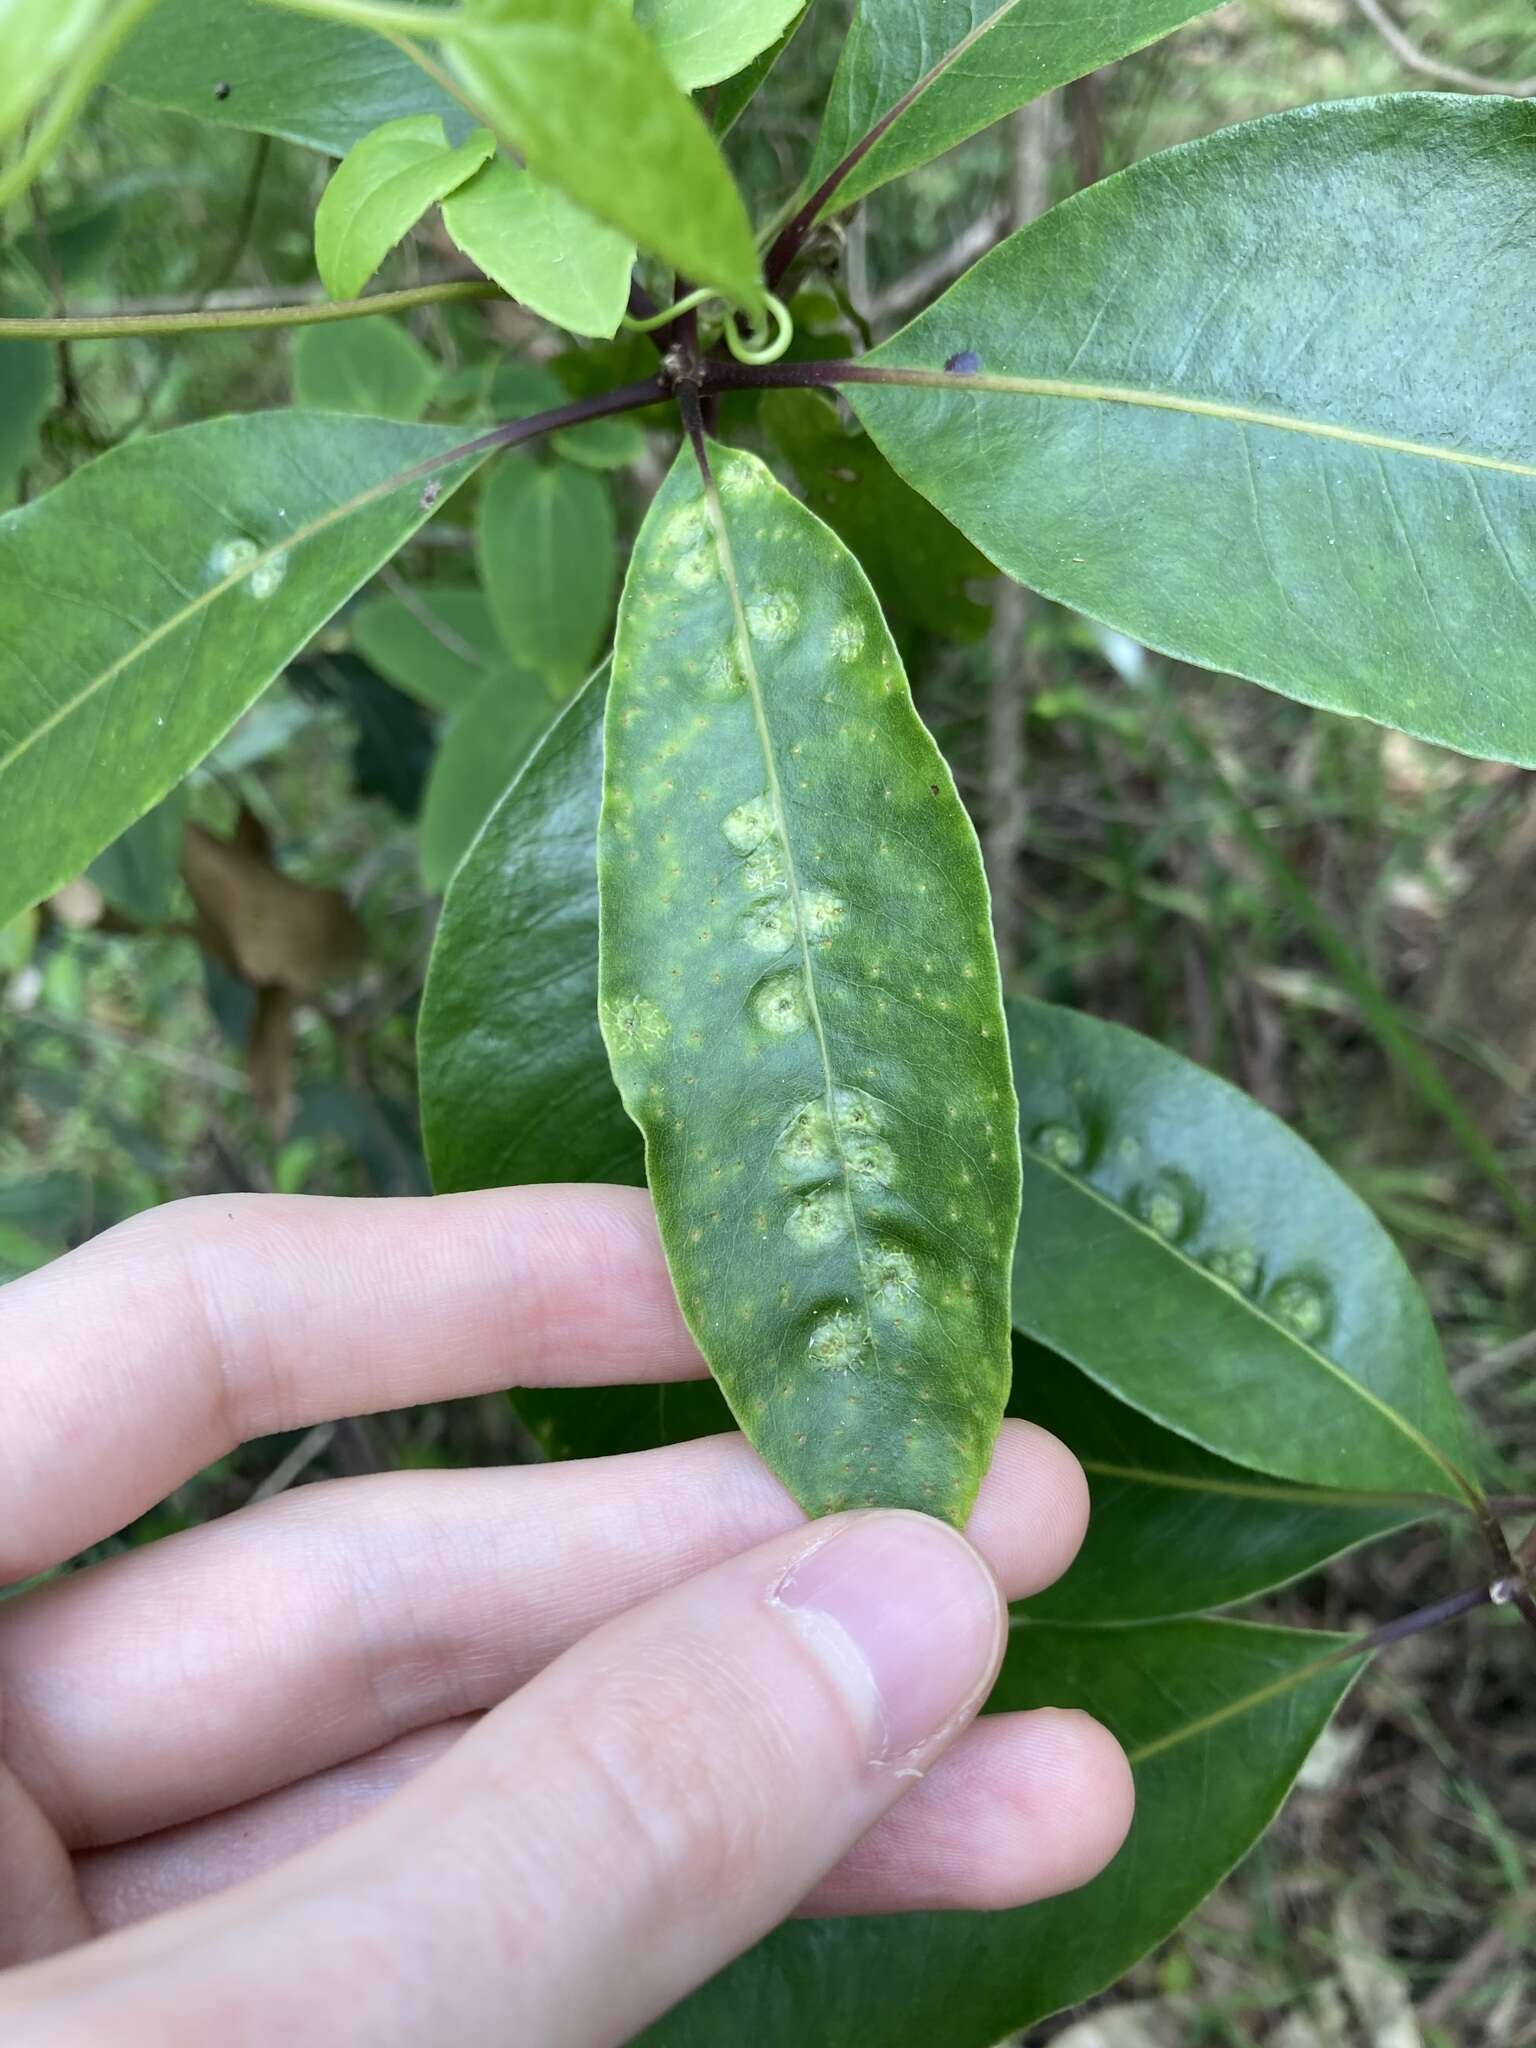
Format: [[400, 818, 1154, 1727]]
[[1012, 1338, 1429, 1623], [291, 317, 438, 420], [442, 159, 634, 340], [419, 670, 557, 891], [598, 443, 1018, 1524], [110, 0, 458, 154], [420, 664, 646, 1194], [314, 115, 495, 302], [1005, 996, 1473, 1502], [451, 0, 764, 315], [351, 584, 500, 712], [0, 413, 485, 926], [477, 458, 616, 691], [646, 1617, 1360, 2046], [851, 96, 1536, 764], [635, 0, 804, 92], [805, 0, 1216, 215]]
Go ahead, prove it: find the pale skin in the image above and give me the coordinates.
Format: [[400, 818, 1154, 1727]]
[[0, 1185, 1134, 2046]]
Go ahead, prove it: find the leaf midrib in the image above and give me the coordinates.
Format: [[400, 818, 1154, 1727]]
[[1077, 1456, 1439, 1515], [1022, 1140, 1474, 1503], [851, 366, 1536, 483]]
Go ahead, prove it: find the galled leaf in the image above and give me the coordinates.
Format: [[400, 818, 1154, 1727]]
[[0, 413, 485, 926], [452, 0, 764, 316], [314, 115, 495, 301], [804, 0, 1216, 215], [598, 442, 1018, 1524], [420, 664, 646, 1194], [851, 97, 1536, 764], [1011, 1338, 1429, 1623], [647, 1616, 1359, 2046], [1004, 997, 1474, 1503], [477, 457, 616, 691], [442, 159, 634, 340]]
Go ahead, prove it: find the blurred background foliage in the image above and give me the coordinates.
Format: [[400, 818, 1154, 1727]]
[[3, 2, 1536, 2037]]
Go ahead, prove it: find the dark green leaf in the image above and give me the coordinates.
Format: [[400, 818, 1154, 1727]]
[[0, 412, 485, 926], [87, 789, 188, 923], [452, 0, 764, 315], [647, 1616, 1359, 2047], [805, 0, 1216, 214], [1011, 1338, 1429, 1622], [441, 159, 634, 340], [419, 664, 643, 1193], [301, 651, 435, 817], [314, 115, 495, 301], [477, 458, 616, 690], [351, 583, 500, 712], [291, 317, 438, 420], [852, 97, 1536, 764], [762, 389, 992, 641], [1004, 996, 1473, 1502], [514, 1378, 733, 1462], [419, 668, 558, 891], [598, 443, 1018, 1524], [110, 0, 461, 154], [0, 321, 52, 505]]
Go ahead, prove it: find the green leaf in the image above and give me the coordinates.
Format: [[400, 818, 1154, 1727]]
[[0, 317, 52, 506], [110, 0, 459, 154], [477, 458, 616, 690], [451, 0, 763, 316], [1004, 996, 1473, 1503], [804, 0, 1216, 215], [0, 0, 101, 143], [710, 2, 807, 136], [314, 115, 495, 302], [598, 443, 1018, 1524], [635, 0, 804, 91], [553, 414, 647, 470], [647, 1616, 1360, 2047], [87, 788, 189, 924], [419, 669, 558, 891], [0, 412, 486, 927], [292, 318, 438, 421], [441, 158, 634, 340], [1011, 1339, 1428, 1623], [420, 664, 646, 1193], [351, 584, 501, 712], [761, 389, 992, 641], [514, 1378, 734, 1464], [852, 96, 1536, 765]]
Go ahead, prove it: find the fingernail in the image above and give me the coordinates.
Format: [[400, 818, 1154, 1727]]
[[770, 1511, 1005, 1767]]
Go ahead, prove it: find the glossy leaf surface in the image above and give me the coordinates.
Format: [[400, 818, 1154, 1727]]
[[598, 443, 1017, 1523], [477, 458, 616, 691], [351, 584, 502, 713], [635, 0, 804, 90], [314, 115, 494, 301], [649, 1616, 1359, 2046], [1011, 1339, 1428, 1623], [420, 665, 644, 1194], [0, 413, 484, 926], [1004, 997, 1472, 1502], [852, 97, 1536, 764], [291, 318, 438, 420], [419, 670, 557, 891], [805, 0, 1215, 214], [442, 158, 634, 340], [452, 0, 763, 315], [110, 0, 458, 154]]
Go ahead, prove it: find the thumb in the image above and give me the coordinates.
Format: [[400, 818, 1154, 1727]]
[[0, 1511, 1005, 2048]]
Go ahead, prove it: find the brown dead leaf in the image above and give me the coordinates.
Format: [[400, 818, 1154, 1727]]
[[184, 816, 363, 996]]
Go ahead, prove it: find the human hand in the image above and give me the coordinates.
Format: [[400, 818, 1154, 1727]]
[[0, 1186, 1132, 2046]]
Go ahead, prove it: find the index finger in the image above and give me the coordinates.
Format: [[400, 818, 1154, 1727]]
[[0, 1186, 703, 1581]]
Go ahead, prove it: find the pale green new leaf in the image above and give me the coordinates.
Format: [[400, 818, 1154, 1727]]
[[314, 115, 495, 302], [451, 0, 763, 315], [0, 0, 102, 142], [421, 665, 646, 1194], [442, 159, 634, 340], [291, 318, 438, 420], [0, 413, 486, 927], [477, 459, 616, 691], [648, 1617, 1359, 2045], [1004, 997, 1473, 1502], [804, 0, 1216, 215], [635, 0, 804, 91], [598, 444, 1018, 1524], [419, 669, 557, 891], [852, 97, 1536, 764]]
